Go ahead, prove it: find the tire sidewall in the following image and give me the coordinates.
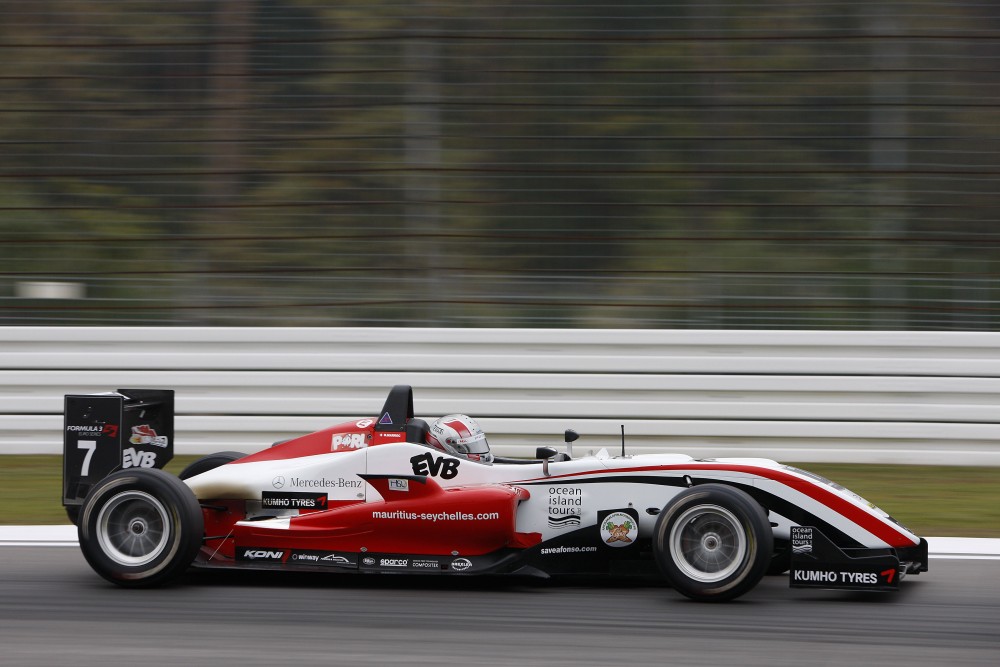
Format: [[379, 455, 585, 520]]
[[78, 469, 203, 587], [653, 484, 773, 601]]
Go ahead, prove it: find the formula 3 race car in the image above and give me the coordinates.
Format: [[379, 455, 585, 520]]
[[61, 385, 928, 601]]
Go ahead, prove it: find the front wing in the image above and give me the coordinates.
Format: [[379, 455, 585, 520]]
[[789, 526, 928, 591]]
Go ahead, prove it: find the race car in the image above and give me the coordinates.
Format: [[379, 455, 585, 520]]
[[61, 385, 928, 601]]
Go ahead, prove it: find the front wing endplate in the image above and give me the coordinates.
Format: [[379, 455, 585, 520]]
[[788, 526, 902, 591]]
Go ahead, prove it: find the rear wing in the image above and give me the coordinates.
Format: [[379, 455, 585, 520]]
[[62, 389, 174, 509]]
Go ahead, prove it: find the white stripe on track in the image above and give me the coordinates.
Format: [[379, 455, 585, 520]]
[[0, 525, 77, 546]]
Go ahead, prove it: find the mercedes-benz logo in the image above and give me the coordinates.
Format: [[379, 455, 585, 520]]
[[272, 475, 285, 489]]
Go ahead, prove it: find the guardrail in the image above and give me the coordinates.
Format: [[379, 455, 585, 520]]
[[2, 327, 999, 465]]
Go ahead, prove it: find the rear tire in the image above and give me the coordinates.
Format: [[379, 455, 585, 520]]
[[178, 451, 246, 480], [653, 484, 772, 602], [78, 468, 203, 588]]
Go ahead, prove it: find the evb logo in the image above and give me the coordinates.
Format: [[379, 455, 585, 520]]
[[409, 452, 460, 479]]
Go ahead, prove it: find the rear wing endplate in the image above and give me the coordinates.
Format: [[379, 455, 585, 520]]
[[62, 389, 174, 508]]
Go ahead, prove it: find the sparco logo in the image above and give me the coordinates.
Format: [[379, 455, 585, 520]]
[[239, 549, 285, 561], [380, 558, 408, 567]]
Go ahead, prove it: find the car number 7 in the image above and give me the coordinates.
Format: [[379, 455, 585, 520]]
[[78, 440, 97, 477]]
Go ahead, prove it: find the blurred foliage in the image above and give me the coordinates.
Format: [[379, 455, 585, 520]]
[[1, 1, 999, 327]]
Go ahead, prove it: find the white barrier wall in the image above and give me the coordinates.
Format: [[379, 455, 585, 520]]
[[2, 327, 1000, 465]]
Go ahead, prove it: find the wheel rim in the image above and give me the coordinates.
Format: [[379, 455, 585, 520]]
[[95, 490, 171, 567], [669, 504, 747, 583]]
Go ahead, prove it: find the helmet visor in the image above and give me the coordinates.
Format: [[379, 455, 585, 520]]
[[453, 436, 490, 455]]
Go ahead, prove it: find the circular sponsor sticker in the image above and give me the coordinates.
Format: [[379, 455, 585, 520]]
[[355, 419, 374, 429], [451, 558, 472, 572], [272, 475, 286, 489], [600, 511, 638, 547]]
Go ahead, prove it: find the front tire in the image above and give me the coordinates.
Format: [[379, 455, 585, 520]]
[[653, 484, 772, 602], [78, 468, 203, 588]]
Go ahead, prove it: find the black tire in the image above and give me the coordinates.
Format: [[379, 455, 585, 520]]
[[178, 451, 247, 480], [77, 468, 203, 588], [653, 484, 773, 602]]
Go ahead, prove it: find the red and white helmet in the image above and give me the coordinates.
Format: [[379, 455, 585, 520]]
[[426, 414, 493, 464]]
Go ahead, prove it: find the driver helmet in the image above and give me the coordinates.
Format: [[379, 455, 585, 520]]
[[427, 414, 493, 464]]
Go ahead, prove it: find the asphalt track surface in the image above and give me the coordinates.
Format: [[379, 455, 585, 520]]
[[1, 547, 998, 667]]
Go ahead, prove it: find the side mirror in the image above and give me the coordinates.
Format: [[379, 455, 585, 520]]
[[536, 446, 558, 476], [564, 429, 579, 457], [535, 446, 558, 460]]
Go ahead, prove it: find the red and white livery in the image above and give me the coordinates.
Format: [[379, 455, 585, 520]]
[[63, 386, 928, 601]]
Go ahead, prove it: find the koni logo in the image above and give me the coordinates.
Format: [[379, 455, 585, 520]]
[[239, 549, 286, 561]]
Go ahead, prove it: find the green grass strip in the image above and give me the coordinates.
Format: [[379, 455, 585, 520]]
[[1, 456, 997, 537]]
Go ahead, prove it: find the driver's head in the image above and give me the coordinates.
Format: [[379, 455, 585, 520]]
[[426, 414, 493, 464]]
